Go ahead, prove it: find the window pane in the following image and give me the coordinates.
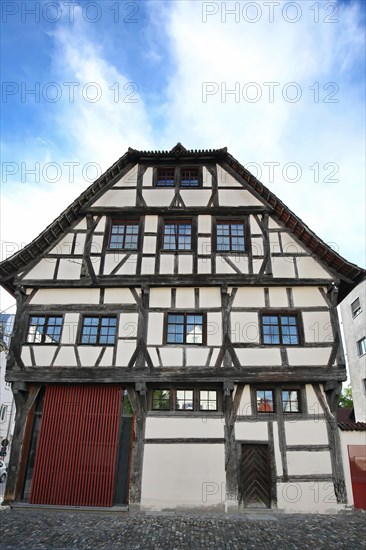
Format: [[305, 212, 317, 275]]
[[256, 390, 274, 412], [282, 390, 299, 413], [176, 390, 193, 410], [199, 390, 217, 411], [152, 390, 170, 410], [157, 168, 175, 187]]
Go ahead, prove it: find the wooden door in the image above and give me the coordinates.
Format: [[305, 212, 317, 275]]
[[240, 444, 271, 508]]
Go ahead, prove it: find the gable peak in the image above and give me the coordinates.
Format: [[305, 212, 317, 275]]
[[169, 142, 187, 155]]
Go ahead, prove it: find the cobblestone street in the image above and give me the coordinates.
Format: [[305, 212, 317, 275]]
[[0, 509, 365, 550]]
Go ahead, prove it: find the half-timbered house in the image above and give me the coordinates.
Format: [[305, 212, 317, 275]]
[[0, 143, 364, 512]]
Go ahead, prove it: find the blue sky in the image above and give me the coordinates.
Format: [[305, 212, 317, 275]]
[[1, 0, 365, 310]]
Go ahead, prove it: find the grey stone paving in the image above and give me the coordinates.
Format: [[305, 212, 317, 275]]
[[0, 509, 365, 550]]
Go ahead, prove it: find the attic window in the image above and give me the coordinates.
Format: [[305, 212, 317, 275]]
[[217, 220, 246, 252], [109, 221, 139, 250], [27, 316, 63, 344], [180, 167, 199, 187], [156, 168, 175, 187], [351, 298, 361, 319]]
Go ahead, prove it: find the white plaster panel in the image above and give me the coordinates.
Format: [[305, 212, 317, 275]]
[[215, 257, 236, 274], [143, 166, 153, 187], [249, 215, 262, 234], [230, 312, 259, 344], [29, 288, 99, 305], [269, 232, 281, 254], [74, 219, 87, 230], [252, 237, 264, 257], [160, 254, 175, 274], [24, 259, 56, 280], [199, 288, 221, 308], [145, 417, 224, 439], [179, 255, 193, 274], [198, 237, 211, 256], [180, 190, 212, 207], [198, 259, 211, 274], [217, 165, 242, 187], [144, 215, 158, 233], [209, 348, 220, 367], [119, 313, 138, 338], [186, 348, 209, 366], [147, 347, 159, 366], [285, 420, 328, 445], [99, 347, 114, 367], [147, 313, 164, 345], [141, 257, 155, 274], [238, 385, 252, 416], [287, 451, 332, 476], [280, 232, 307, 255], [95, 217, 106, 232], [268, 217, 281, 229], [53, 347, 78, 367], [115, 341, 136, 367], [271, 256, 296, 278], [150, 288, 171, 308], [292, 287, 328, 307], [235, 348, 282, 366], [277, 482, 339, 513], [159, 347, 183, 367], [235, 422, 268, 441], [218, 190, 263, 207], [296, 257, 332, 279], [305, 384, 323, 415], [198, 215, 211, 233], [232, 287, 265, 308], [272, 422, 282, 476], [176, 288, 195, 309], [202, 167, 212, 187], [91, 235, 103, 255], [303, 311, 333, 344], [114, 166, 138, 187], [207, 312, 222, 346], [268, 288, 289, 307], [33, 347, 58, 367], [104, 288, 136, 304], [77, 346, 102, 366], [117, 255, 137, 275], [92, 189, 136, 207], [103, 253, 123, 275], [72, 233, 86, 255], [21, 347, 32, 367], [143, 189, 175, 206], [49, 234, 75, 255], [92, 259, 101, 276], [57, 259, 82, 280], [287, 347, 332, 366], [61, 314, 79, 344], [141, 444, 225, 510], [252, 258, 264, 275], [142, 236, 156, 254], [227, 256, 249, 274]]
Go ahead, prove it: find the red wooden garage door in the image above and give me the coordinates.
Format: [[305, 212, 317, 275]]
[[29, 385, 123, 507]]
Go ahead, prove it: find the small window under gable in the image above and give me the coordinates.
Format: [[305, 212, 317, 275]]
[[163, 220, 192, 251], [351, 298, 362, 318], [156, 168, 175, 187], [27, 316, 63, 344], [180, 167, 199, 187], [109, 220, 139, 250], [216, 220, 246, 252]]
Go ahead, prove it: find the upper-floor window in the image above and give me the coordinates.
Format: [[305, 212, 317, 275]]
[[163, 220, 192, 251], [0, 404, 7, 423], [166, 313, 205, 345], [109, 220, 139, 250], [80, 316, 117, 345], [261, 314, 300, 345], [351, 298, 362, 319], [27, 315, 63, 344], [151, 388, 218, 412], [357, 337, 366, 357], [256, 390, 274, 413], [155, 167, 201, 187], [281, 390, 300, 413], [180, 167, 199, 187], [156, 168, 175, 187], [216, 220, 246, 252]]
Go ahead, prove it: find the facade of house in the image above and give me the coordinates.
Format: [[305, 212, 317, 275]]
[[0, 144, 364, 512], [338, 279, 366, 422], [0, 314, 15, 461]]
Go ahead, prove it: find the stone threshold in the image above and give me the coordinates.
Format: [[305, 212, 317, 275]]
[[10, 502, 129, 513]]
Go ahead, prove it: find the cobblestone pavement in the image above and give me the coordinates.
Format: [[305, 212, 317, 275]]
[[0, 509, 365, 550]]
